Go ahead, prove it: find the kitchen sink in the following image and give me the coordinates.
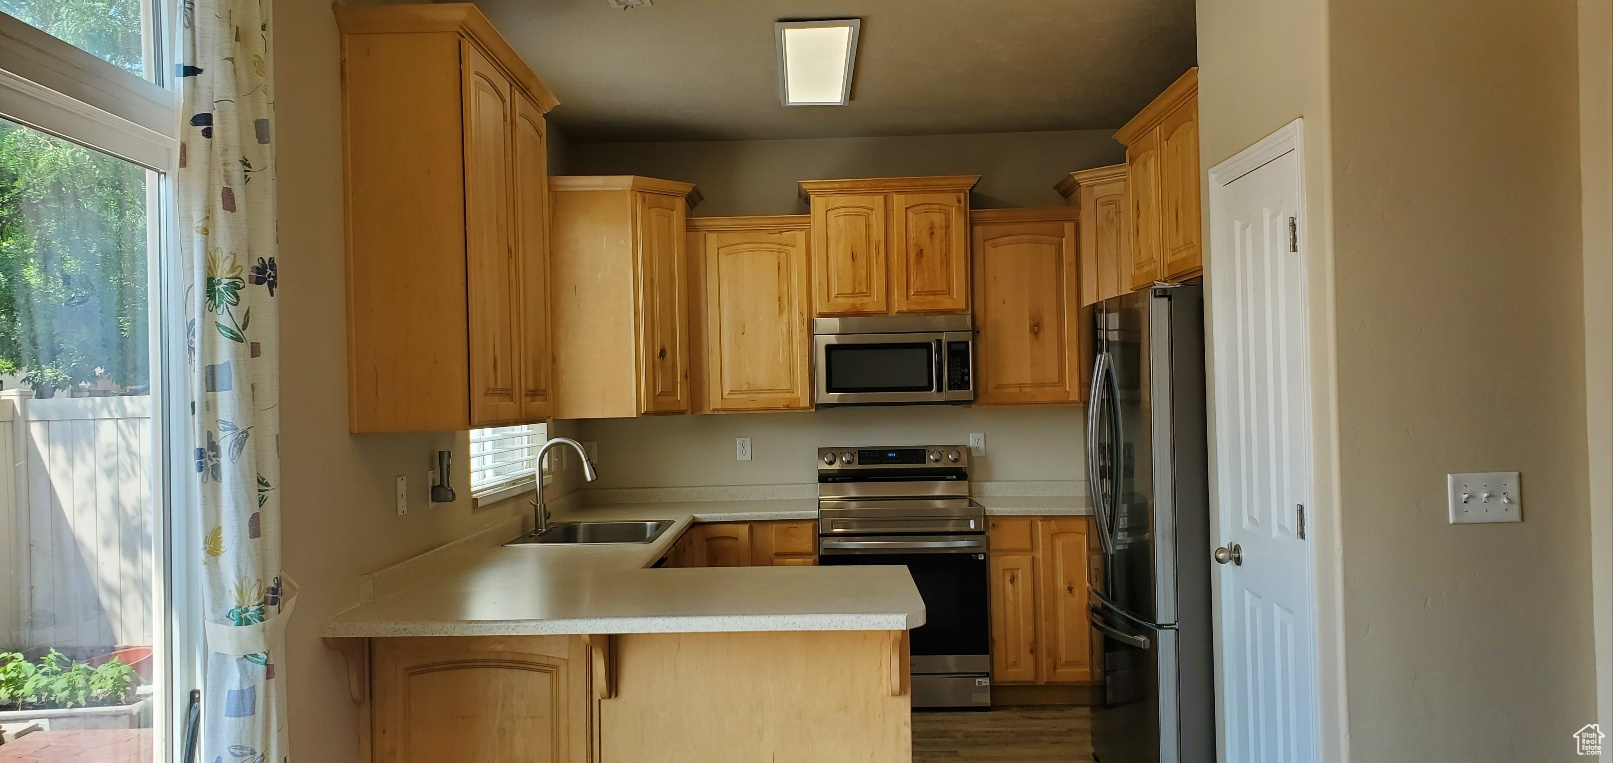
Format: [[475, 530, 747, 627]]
[[506, 520, 674, 545]]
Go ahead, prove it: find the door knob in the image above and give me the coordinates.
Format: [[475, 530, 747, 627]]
[[1213, 544, 1243, 566]]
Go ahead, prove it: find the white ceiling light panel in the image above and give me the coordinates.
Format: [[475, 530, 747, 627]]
[[776, 19, 861, 106]]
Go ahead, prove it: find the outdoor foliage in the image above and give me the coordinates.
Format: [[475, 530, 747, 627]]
[[0, 650, 140, 710], [0, 0, 149, 393]]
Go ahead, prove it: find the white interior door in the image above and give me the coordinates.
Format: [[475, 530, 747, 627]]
[[1208, 121, 1320, 763]]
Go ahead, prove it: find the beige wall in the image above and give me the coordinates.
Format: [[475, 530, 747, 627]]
[[576, 406, 1083, 492], [562, 130, 1124, 216], [1195, 0, 1347, 759], [1581, 0, 1613, 754], [274, 0, 536, 759], [1328, 0, 1595, 760]]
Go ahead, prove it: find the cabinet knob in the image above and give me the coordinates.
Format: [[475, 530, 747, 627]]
[[658, 347, 667, 360]]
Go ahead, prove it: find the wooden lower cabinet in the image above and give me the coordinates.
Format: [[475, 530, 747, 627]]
[[662, 520, 818, 568], [692, 522, 753, 567], [987, 516, 1099, 687], [371, 636, 591, 763], [353, 629, 910, 763]]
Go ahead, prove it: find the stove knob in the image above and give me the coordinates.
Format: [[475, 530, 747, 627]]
[[840, 452, 855, 465], [823, 452, 837, 465], [928, 451, 942, 463], [948, 450, 962, 463]]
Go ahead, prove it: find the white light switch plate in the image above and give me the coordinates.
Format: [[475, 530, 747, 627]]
[[736, 437, 752, 461], [1447, 472, 1521, 524], [395, 475, 408, 516]]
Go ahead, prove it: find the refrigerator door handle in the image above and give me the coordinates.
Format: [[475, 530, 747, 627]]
[[1087, 352, 1115, 557], [1089, 604, 1151, 650], [1102, 346, 1124, 554]]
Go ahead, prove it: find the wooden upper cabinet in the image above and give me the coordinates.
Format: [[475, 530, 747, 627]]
[[688, 216, 813, 413], [1125, 132, 1163, 291], [550, 176, 699, 419], [1157, 96, 1202, 280], [1116, 68, 1201, 290], [890, 191, 970, 313], [971, 208, 1084, 406], [811, 194, 887, 315], [372, 635, 590, 763], [1038, 519, 1096, 684], [800, 176, 978, 317], [462, 44, 522, 426], [337, 4, 557, 432], [513, 93, 553, 420], [1058, 164, 1130, 307], [636, 191, 692, 414]]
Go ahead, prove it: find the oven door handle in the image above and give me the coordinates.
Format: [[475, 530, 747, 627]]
[[820, 538, 988, 553]]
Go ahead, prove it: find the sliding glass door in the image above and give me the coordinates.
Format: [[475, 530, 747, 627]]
[[0, 2, 195, 760]]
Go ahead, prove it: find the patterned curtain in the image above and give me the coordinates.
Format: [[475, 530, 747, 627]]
[[178, 0, 290, 758]]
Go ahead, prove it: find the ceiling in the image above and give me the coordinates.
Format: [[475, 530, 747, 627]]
[[470, 0, 1198, 143]]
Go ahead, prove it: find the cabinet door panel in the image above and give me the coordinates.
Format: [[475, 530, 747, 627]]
[[1038, 518, 1095, 683], [1158, 95, 1202, 279], [812, 194, 887, 315], [703, 229, 811, 411], [696, 523, 753, 567], [1091, 181, 1131, 304], [463, 43, 522, 425], [989, 550, 1039, 683], [1127, 132, 1163, 291], [373, 636, 587, 763], [891, 192, 970, 313], [513, 93, 552, 420], [972, 219, 1081, 405], [636, 192, 691, 414]]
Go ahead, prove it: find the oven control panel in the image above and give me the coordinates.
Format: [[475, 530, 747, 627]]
[[817, 445, 969, 469]]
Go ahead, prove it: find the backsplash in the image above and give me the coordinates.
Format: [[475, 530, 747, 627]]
[[570, 405, 1086, 493]]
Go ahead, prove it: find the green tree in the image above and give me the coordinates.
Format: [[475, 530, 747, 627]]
[[0, 120, 150, 393], [0, 0, 150, 394], [1, 0, 145, 75]]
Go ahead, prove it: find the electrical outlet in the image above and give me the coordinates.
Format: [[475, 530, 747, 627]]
[[1447, 472, 1521, 524], [395, 476, 408, 516], [736, 437, 752, 461], [584, 441, 599, 464], [968, 432, 986, 456], [426, 469, 438, 506]]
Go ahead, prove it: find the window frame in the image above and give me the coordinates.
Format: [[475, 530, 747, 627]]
[[470, 421, 551, 506], [0, 6, 193, 763]]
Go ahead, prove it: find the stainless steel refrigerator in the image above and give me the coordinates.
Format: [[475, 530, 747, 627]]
[[1086, 283, 1215, 763]]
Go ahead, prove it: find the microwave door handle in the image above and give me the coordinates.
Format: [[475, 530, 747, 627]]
[[934, 339, 945, 393]]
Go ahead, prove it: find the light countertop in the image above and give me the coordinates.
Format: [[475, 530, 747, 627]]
[[320, 500, 923, 639]]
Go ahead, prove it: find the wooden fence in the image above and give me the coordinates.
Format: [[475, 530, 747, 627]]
[[0, 390, 154, 654]]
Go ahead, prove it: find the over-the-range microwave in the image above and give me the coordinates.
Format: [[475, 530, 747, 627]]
[[812, 315, 974, 406]]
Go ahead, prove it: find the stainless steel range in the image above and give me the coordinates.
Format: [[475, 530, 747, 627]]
[[816, 445, 990, 708]]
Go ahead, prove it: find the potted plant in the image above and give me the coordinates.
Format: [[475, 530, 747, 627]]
[[0, 651, 149, 731]]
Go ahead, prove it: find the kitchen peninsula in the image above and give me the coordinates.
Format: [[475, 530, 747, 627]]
[[321, 501, 925, 763]]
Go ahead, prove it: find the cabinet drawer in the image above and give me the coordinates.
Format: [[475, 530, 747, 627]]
[[767, 521, 817, 555], [988, 518, 1035, 552]]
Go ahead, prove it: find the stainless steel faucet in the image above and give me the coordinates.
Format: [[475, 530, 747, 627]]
[[527, 437, 598, 536]]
